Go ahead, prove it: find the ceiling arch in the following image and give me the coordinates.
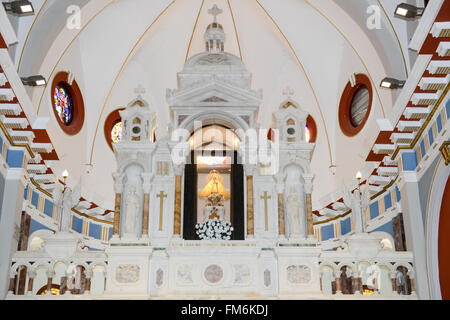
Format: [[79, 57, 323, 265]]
[[9, 0, 411, 210]]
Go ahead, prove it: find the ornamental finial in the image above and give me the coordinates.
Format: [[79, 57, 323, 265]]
[[208, 4, 223, 23]]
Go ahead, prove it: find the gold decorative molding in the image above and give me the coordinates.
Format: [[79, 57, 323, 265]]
[[440, 141, 450, 165], [227, 0, 243, 61], [185, 0, 205, 62], [376, 0, 409, 78], [17, 0, 49, 73]]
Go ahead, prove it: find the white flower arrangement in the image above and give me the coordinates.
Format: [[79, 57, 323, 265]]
[[195, 218, 234, 240]]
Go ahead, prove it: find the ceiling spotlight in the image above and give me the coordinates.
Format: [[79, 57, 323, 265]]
[[3, 0, 34, 16], [21, 75, 47, 87], [394, 3, 424, 20], [380, 77, 406, 89]]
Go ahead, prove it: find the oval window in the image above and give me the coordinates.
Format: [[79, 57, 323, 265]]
[[54, 83, 73, 125], [338, 74, 373, 137], [50, 72, 85, 135], [350, 86, 370, 127]]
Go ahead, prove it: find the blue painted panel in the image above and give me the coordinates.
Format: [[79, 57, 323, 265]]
[[88, 223, 101, 239], [384, 193, 392, 211], [23, 185, 28, 200], [402, 152, 418, 171], [370, 201, 379, 220], [340, 218, 351, 235], [372, 220, 394, 239], [71, 215, 83, 233], [43, 199, 54, 217], [321, 224, 335, 241], [89, 248, 103, 252], [428, 128, 434, 146], [396, 186, 401, 201], [29, 218, 52, 235], [437, 114, 443, 132], [108, 227, 113, 240], [420, 140, 426, 158], [6, 150, 24, 168], [31, 191, 39, 207], [446, 99, 450, 119]]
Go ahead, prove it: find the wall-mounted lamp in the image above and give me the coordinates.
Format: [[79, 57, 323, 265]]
[[380, 77, 406, 89], [21, 75, 46, 87], [2, 0, 34, 16], [394, 3, 424, 20]]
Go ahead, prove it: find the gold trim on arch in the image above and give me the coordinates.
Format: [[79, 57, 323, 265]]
[[376, 0, 409, 78], [254, 0, 334, 166], [88, 0, 177, 165], [303, 0, 386, 118], [185, 0, 205, 62], [36, 0, 116, 116], [17, 0, 49, 73], [227, 0, 243, 61]]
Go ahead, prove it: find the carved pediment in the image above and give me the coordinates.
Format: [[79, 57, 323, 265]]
[[167, 79, 261, 107], [201, 96, 228, 103]]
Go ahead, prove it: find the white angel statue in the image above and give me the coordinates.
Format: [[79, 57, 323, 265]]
[[53, 183, 81, 232], [342, 180, 370, 234]]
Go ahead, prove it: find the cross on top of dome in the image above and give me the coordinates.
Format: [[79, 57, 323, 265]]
[[208, 4, 223, 23], [205, 5, 225, 53]]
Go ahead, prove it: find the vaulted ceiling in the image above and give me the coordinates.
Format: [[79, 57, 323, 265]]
[[8, 0, 418, 210]]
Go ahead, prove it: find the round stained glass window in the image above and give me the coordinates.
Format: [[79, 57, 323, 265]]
[[350, 86, 370, 127], [53, 84, 73, 125], [111, 122, 123, 143]]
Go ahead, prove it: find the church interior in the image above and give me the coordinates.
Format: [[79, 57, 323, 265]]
[[0, 0, 449, 300]]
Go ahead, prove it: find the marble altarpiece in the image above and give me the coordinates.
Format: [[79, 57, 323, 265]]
[[103, 8, 322, 297]]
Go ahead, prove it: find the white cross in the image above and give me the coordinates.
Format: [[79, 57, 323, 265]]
[[208, 4, 223, 22]]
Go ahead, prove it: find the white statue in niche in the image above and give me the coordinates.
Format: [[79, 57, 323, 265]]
[[124, 186, 140, 236], [286, 187, 305, 238], [342, 180, 370, 233], [53, 183, 81, 233]]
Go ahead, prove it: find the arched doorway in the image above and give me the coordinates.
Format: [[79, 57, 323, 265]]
[[182, 124, 245, 240]]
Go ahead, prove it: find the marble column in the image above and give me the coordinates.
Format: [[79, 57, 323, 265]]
[[409, 271, 416, 295], [334, 271, 342, 294], [398, 173, 429, 299], [245, 165, 256, 237], [303, 174, 315, 237], [390, 271, 398, 295], [112, 173, 124, 236], [173, 166, 183, 237], [141, 173, 153, 237], [354, 274, 363, 295], [84, 271, 92, 295], [275, 174, 285, 237], [45, 270, 54, 295], [0, 167, 27, 299], [8, 277, 14, 295], [27, 271, 35, 296]]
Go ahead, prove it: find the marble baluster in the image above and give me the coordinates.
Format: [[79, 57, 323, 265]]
[[27, 271, 35, 296], [334, 271, 342, 295]]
